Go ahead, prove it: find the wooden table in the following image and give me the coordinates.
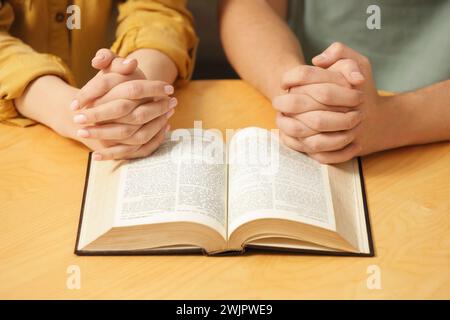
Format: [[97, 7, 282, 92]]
[[1, 80, 449, 299]]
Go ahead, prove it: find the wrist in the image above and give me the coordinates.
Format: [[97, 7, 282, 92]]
[[268, 56, 304, 100], [39, 77, 79, 139], [34, 76, 78, 139], [127, 48, 178, 83], [50, 86, 79, 139], [376, 94, 419, 150], [16, 75, 79, 139]]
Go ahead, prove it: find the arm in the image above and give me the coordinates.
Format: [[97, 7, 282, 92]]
[[10, 0, 196, 161], [112, 0, 198, 85], [279, 43, 450, 164], [312, 44, 450, 156], [380, 80, 450, 148], [0, 2, 75, 127], [219, 0, 304, 99]]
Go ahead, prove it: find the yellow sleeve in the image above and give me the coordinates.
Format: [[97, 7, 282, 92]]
[[112, 0, 198, 85], [0, 2, 75, 127]]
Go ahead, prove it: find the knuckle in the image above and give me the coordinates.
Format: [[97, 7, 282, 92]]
[[348, 112, 362, 128], [331, 42, 345, 54], [282, 70, 292, 85], [345, 116, 354, 130], [145, 83, 158, 96], [309, 114, 325, 131], [300, 94, 316, 112], [349, 91, 361, 105], [344, 131, 356, 144], [317, 87, 332, 104], [295, 121, 308, 136], [134, 131, 151, 145], [134, 109, 150, 124], [119, 125, 135, 138], [113, 102, 127, 116], [338, 134, 352, 148], [343, 59, 357, 69], [281, 119, 300, 137], [296, 66, 311, 82], [305, 138, 320, 153], [289, 122, 303, 136], [97, 78, 110, 93], [283, 95, 299, 112], [282, 135, 297, 151], [343, 61, 360, 75], [126, 82, 142, 99]]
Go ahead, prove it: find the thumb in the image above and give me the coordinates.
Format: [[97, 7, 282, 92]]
[[328, 59, 366, 87], [91, 48, 116, 70], [92, 49, 138, 75], [104, 57, 138, 75]]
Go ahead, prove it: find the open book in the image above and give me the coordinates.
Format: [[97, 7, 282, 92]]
[[75, 127, 373, 256]]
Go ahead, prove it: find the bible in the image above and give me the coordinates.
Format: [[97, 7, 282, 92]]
[[75, 127, 373, 256]]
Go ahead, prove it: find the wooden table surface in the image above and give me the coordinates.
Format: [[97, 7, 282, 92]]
[[0, 80, 449, 299]]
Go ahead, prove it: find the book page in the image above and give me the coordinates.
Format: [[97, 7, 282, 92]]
[[113, 129, 227, 239], [77, 158, 123, 250], [227, 127, 335, 235], [328, 159, 371, 253]]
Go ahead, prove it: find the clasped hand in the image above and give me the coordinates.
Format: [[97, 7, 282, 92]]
[[72, 49, 177, 160], [274, 42, 386, 164]]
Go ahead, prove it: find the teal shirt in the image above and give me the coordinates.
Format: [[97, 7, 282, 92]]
[[289, 0, 450, 92]]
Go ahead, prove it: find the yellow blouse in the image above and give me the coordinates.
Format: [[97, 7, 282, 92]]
[[0, 0, 198, 126]]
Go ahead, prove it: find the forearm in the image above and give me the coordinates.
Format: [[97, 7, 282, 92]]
[[127, 48, 178, 84], [14, 76, 77, 137], [219, 0, 304, 99], [383, 80, 450, 148]]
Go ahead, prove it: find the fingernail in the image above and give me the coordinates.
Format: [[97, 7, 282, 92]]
[[123, 58, 133, 65], [351, 72, 365, 81], [92, 153, 103, 161], [92, 54, 105, 62], [164, 85, 174, 95], [168, 97, 178, 109], [73, 114, 87, 124], [166, 108, 175, 119], [165, 125, 171, 133], [77, 129, 90, 138], [70, 100, 79, 111]]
